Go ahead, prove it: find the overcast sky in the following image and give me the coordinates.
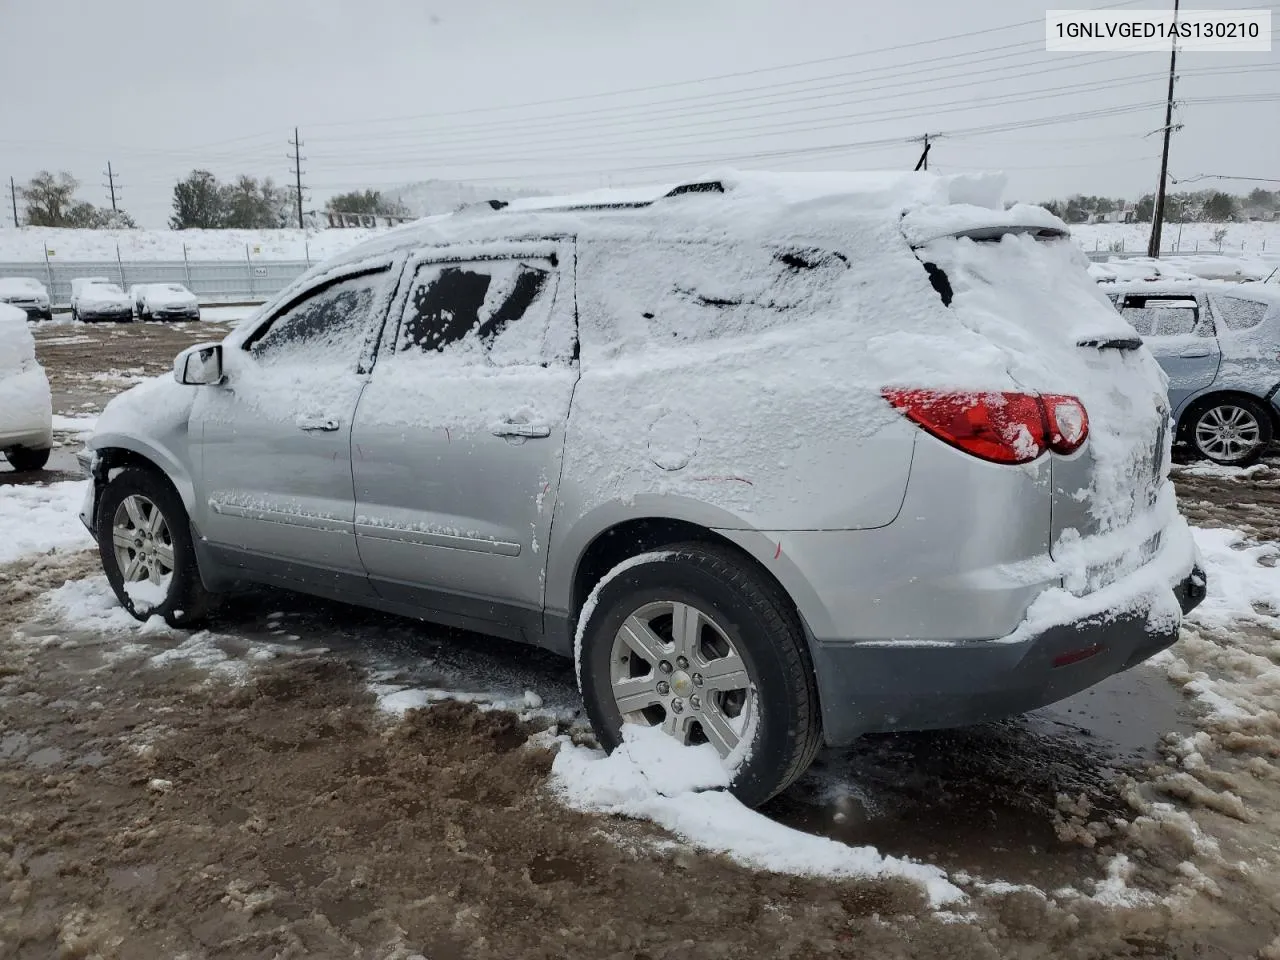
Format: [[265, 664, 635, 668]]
[[0, 0, 1275, 227]]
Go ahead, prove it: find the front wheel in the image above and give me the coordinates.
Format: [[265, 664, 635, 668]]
[[1190, 397, 1272, 466], [97, 467, 212, 627], [4, 446, 51, 472], [576, 542, 822, 808]]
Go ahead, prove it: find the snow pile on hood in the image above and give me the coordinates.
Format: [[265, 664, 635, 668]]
[[91, 373, 195, 443], [0, 480, 90, 564], [550, 724, 963, 907], [77, 283, 131, 309], [138, 284, 198, 309], [0, 277, 48, 302]]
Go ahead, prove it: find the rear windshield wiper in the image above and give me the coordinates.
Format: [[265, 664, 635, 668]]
[[1077, 336, 1142, 351]]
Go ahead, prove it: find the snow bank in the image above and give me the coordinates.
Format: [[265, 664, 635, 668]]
[[1090, 255, 1276, 283], [0, 226, 380, 263], [51, 414, 97, 436], [1186, 527, 1280, 631], [0, 480, 90, 564], [551, 725, 963, 907], [40, 575, 298, 681]]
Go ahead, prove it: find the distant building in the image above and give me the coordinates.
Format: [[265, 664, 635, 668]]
[[1090, 205, 1136, 224]]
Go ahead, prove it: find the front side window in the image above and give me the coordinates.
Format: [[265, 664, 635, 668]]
[[396, 257, 569, 366], [250, 271, 387, 366]]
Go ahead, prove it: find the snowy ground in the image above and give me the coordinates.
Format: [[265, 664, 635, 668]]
[[3, 328, 1280, 956]]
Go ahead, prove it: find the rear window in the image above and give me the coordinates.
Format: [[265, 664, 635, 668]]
[[1119, 295, 1210, 338], [1215, 295, 1269, 331]]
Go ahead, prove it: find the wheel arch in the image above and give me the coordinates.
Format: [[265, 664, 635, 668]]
[[563, 515, 824, 670], [89, 438, 197, 527]]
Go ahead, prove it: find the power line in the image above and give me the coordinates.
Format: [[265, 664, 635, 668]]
[[303, 0, 1150, 131], [302, 73, 1178, 171]]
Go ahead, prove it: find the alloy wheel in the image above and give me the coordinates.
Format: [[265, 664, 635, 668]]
[[608, 599, 755, 757], [1195, 405, 1262, 463], [111, 494, 175, 585]]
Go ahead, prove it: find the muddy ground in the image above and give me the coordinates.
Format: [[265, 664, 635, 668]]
[[1, 319, 1279, 958]]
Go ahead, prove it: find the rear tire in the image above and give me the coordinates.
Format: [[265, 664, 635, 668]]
[[576, 542, 822, 808], [97, 467, 212, 628], [4, 446, 51, 472], [1187, 396, 1272, 466]]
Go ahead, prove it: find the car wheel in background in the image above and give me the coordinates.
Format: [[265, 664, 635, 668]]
[[4, 446, 51, 472], [96, 467, 213, 627], [575, 542, 823, 808], [1189, 396, 1273, 466]]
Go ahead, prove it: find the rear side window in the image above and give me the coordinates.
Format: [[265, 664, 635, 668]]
[[1215, 296, 1268, 331], [1120, 296, 1209, 337], [250, 271, 386, 366], [396, 257, 570, 366]]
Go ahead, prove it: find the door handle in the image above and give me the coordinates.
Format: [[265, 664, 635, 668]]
[[1178, 346, 1211, 358], [296, 416, 340, 432], [493, 421, 551, 439]]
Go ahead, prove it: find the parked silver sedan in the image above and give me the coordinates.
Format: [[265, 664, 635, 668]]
[[1101, 280, 1280, 465]]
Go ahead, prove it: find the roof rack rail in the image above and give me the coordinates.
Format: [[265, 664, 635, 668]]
[[663, 180, 725, 198]]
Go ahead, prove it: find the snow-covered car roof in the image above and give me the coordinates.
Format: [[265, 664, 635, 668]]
[[270, 169, 1070, 309], [138, 283, 197, 304], [0, 277, 46, 295], [1100, 278, 1280, 302]]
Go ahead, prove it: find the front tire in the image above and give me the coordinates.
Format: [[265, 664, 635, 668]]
[[4, 446, 51, 472], [576, 542, 822, 808], [1189, 396, 1272, 466], [97, 467, 212, 627]]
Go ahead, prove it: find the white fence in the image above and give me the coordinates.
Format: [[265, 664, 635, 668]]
[[0, 258, 311, 307]]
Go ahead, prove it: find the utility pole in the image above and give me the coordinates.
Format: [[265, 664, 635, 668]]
[[104, 161, 120, 213], [288, 128, 306, 229], [1147, 0, 1180, 258], [911, 133, 936, 171], [9, 176, 18, 227]]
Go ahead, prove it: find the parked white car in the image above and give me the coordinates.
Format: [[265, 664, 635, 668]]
[[0, 302, 53, 472], [0, 277, 53, 322], [130, 283, 200, 321], [71, 279, 133, 323]]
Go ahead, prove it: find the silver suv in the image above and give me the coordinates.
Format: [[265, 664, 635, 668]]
[[80, 174, 1205, 805], [1101, 280, 1280, 465]]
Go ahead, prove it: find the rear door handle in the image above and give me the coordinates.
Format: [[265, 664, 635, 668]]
[[1178, 346, 1212, 358], [493, 421, 551, 439], [296, 416, 340, 432]]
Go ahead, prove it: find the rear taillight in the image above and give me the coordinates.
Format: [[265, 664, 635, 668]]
[[882, 389, 1089, 465], [1042, 394, 1089, 455]]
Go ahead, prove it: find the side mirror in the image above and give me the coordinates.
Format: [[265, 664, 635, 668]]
[[174, 342, 224, 385]]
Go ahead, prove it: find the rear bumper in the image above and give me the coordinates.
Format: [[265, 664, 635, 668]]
[[812, 566, 1206, 746]]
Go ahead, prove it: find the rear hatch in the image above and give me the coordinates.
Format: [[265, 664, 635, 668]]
[[903, 211, 1172, 595]]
